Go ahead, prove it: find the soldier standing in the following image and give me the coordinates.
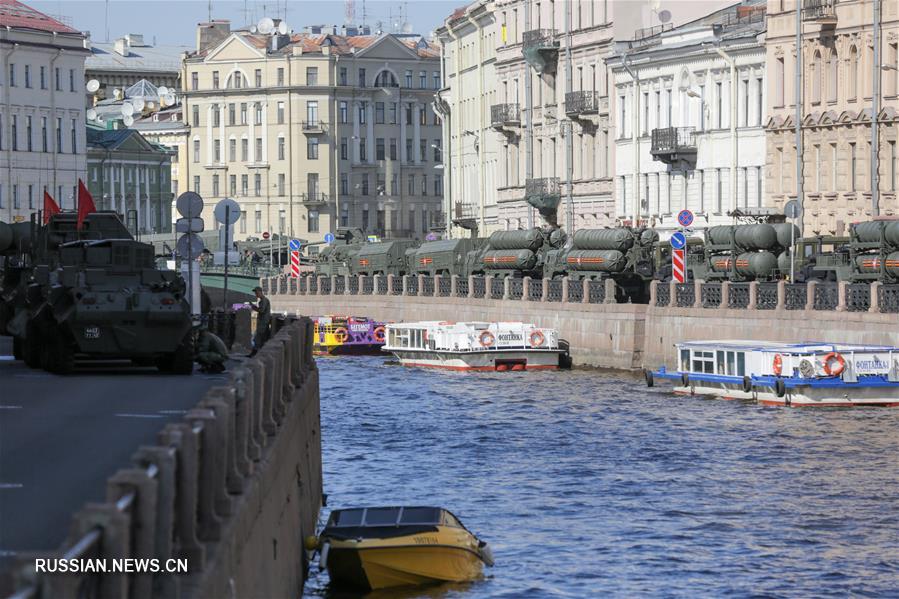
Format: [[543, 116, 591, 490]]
[[248, 286, 271, 357]]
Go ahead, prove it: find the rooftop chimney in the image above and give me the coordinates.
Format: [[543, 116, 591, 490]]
[[196, 20, 231, 52], [114, 37, 129, 56]]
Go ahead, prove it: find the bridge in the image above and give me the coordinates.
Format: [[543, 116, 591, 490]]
[[0, 319, 322, 599]]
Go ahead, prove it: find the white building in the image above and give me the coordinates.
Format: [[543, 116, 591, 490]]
[[0, 0, 88, 222], [607, 1, 769, 235], [435, 0, 501, 237]]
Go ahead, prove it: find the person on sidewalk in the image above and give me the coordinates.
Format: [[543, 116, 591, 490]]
[[196, 327, 229, 373], [248, 286, 271, 357]]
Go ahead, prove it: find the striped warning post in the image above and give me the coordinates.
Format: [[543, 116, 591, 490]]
[[290, 250, 301, 278], [672, 248, 686, 283]]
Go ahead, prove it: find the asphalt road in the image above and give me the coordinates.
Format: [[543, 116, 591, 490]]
[[0, 336, 236, 566]]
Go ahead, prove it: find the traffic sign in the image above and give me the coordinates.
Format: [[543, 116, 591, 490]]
[[175, 217, 204, 233], [214, 198, 241, 225], [324, 232, 335, 243], [176, 233, 205, 259], [176, 191, 203, 219], [672, 248, 686, 283], [289, 238, 302, 252], [262, 231, 270, 240], [290, 250, 301, 278], [670, 231, 686, 250], [784, 199, 800, 220], [677, 209, 694, 228]]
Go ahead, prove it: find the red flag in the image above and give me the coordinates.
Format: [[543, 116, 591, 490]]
[[42, 190, 60, 224], [76, 179, 96, 230]]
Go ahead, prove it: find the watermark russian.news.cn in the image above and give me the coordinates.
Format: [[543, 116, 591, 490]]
[[35, 558, 189, 574]]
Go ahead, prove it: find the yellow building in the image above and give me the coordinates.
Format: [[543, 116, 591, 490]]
[[180, 20, 444, 249]]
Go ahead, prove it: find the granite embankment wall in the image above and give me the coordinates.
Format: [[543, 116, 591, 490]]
[[6, 319, 322, 599], [266, 274, 899, 371]]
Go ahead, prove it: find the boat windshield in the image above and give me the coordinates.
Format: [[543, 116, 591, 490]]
[[327, 507, 447, 528]]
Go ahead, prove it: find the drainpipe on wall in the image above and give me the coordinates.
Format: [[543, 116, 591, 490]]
[[564, 0, 574, 233], [525, 0, 534, 229], [3, 28, 18, 221], [715, 46, 737, 217], [622, 55, 639, 228], [49, 41, 61, 199], [438, 34, 452, 239], [332, 54, 339, 234], [448, 25, 463, 236], [466, 12, 486, 235], [872, 0, 881, 216], [794, 0, 804, 235]]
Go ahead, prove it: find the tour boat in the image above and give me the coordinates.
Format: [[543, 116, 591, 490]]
[[313, 315, 388, 356], [305, 506, 494, 591], [383, 321, 567, 371], [645, 340, 899, 407]]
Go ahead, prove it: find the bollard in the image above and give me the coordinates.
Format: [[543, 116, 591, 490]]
[[401, 274, 410, 297], [158, 423, 205, 566], [748, 281, 759, 310], [720, 281, 730, 309], [870, 281, 882, 313], [805, 280, 817, 311], [197, 396, 234, 517], [106, 468, 158, 599], [184, 409, 223, 542], [132, 445, 178, 595]]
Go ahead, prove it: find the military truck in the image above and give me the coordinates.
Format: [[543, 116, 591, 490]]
[[702, 224, 796, 282], [409, 237, 486, 277], [478, 228, 567, 279], [351, 239, 420, 276], [0, 212, 194, 374], [313, 228, 368, 277]]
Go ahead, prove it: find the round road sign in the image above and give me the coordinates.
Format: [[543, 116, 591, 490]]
[[288, 239, 301, 252], [677, 209, 694, 228], [176, 192, 204, 219], [214, 198, 241, 225], [324, 232, 335, 243], [784, 199, 800, 220], [670, 231, 687, 250], [176, 233, 206, 258], [262, 231, 270, 240]]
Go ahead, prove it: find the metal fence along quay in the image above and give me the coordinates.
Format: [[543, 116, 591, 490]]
[[261, 274, 899, 315]]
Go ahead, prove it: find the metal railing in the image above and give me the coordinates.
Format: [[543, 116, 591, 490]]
[[802, 0, 837, 21], [756, 283, 778, 310], [508, 278, 524, 300], [587, 280, 605, 304], [455, 278, 469, 298], [728, 283, 750, 308], [405, 275, 419, 296], [846, 283, 871, 312], [675, 283, 695, 307], [546, 280, 563, 302], [813, 283, 839, 311], [701, 283, 722, 308], [490, 103, 521, 126], [522, 28, 558, 50], [472, 276, 486, 298], [302, 120, 326, 132], [421, 276, 435, 296], [565, 91, 600, 116], [785, 283, 807, 310], [655, 282, 670, 307], [302, 192, 329, 205], [528, 279, 544, 301], [489, 277, 504, 299], [651, 127, 697, 155]]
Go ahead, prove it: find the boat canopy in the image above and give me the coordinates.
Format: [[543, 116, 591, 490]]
[[326, 506, 464, 529]]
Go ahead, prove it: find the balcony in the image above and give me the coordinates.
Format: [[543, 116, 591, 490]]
[[302, 120, 326, 134], [650, 127, 697, 167], [802, 0, 837, 25], [564, 91, 600, 118], [524, 177, 561, 214], [490, 103, 521, 129], [301, 192, 328, 206], [522, 29, 559, 74]]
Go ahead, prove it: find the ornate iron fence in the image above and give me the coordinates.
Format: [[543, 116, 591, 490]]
[[438, 277, 452, 297], [567, 279, 583, 303], [455, 278, 469, 298], [756, 282, 778, 310], [846, 283, 870, 312], [405, 276, 419, 296], [348, 276, 359, 295], [472, 276, 486, 298], [288, 278, 297, 294], [361, 275, 374, 295], [508, 278, 523, 300], [489, 278, 505, 299], [333, 276, 345, 295], [727, 283, 749, 309], [308, 276, 318, 294], [655, 283, 671, 307], [421, 276, 435, 296], [701, 282, 722, 308], [299, 276, 308, 294], [528, 279, 544, 301], [784, 283, 806, 310], [377, 277, 388, 295], [879, 285, 899, 313], [278, 278, 288, 294], [587, 280, 605, 304], [675, 283, 695, 307], [813, 283, 838, 311], [319, 277, 331, 295], [546, 280, 563, 302], [391, 277, 403, 295]]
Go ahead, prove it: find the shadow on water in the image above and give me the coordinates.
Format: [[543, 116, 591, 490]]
[[306, 355, 899, 598]]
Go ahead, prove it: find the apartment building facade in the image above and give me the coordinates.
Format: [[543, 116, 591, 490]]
[[181, 20, 444, 246], [607, 1, 768, 235], [0, 0, 88, 222], [766, 0, 899, 235]]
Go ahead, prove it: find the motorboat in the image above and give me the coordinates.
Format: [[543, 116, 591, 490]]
[[305, 506, 494, 591], [645, 340, 899, 407], [382, 321, 568, 371], [313, 315, 388, 356]]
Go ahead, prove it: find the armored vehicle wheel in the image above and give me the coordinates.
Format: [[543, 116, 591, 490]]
[[47, 331, 75, 375], [158, 333, 195, 375]]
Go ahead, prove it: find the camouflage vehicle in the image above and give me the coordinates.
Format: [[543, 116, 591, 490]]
[[0, 212, 193, 374], [314, 228, 367, 277], [702, 223, 797, 282], [779, 234, 850, 282], [409, 238, 486, 277], [477, 228, 567, 279], [351, 239, 420, 276]]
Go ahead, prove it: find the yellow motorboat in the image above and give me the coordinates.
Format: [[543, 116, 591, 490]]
[[305, 506, 494, 591]]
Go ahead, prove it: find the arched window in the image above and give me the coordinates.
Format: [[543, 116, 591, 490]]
[[811, 50, 822, 104], [848, 45, 858, 100], [374, 70, 398, 88], [827, 49, 838, 103], [229, 71, 246, 89]]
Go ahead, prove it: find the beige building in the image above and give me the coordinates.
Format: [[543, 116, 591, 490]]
[[765, 0, 899, 235], [180, 20, 444, 246]]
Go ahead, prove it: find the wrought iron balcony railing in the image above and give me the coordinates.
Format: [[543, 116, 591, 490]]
[[651, 127, 697, 155], [564, 91, 600, 116], [302, 120, 326, 133], [524, 177, 561, 212], [522, 29, 559, 74], [490, 103, 521, 127], [802, 0, 837, 22], [302, 192, 329, 205]]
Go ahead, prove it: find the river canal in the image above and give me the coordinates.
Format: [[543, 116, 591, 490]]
[[305, 356, 899, 597]]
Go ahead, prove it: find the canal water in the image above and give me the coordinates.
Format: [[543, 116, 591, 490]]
[[305, 357, 899, 598]]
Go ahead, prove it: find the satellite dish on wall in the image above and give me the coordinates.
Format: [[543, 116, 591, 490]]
[[86, 79, 100, 93], [658, 9, 672, 23], [258, 17, 275, 34], [158, 86, 169, 96], [132, 98, 146, 112], [277, 21, 288, 35], [121, 102, 134, 116], [250, 25, 257, 33], [123, 114, 134, 127], [86, 108, 98, 121], [164, 93, 176, 106], [113, 88, 123, 100]]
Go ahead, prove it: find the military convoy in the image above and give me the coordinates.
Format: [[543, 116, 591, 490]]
[[0, 212, 194, 374], [308, 217, 899, 304]]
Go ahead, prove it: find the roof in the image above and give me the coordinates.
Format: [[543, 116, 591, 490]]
[[0, 0, 79, 35], [86, 125, 171, 154], [86, 40, 188, 74]]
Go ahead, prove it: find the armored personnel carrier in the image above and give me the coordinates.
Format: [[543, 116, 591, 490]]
[[0, 212, 194, 374]]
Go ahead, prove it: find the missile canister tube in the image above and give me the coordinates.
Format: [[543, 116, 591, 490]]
[[854, 252, 899, 277], [487, 229, 543, 252], [571, 228, 634, 251], [733, 225, 778, 251], [481, 249, 537, 270], [853, 221, 899, 247], [564, 249, 627, 272], [771, 223, 800, 249], [709, 251, 778, 278]]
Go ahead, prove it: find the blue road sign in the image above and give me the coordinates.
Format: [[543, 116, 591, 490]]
[[288, 238, 301, 251], [670, 231, 687, 250], [677, 209, 694, 228], [324, 232, 335, 244]]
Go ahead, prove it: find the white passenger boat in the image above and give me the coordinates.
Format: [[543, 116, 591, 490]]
[[383, 321, 567, 371], [645, 340, 899, 407]]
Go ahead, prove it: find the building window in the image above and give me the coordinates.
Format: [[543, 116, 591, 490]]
[[358, 68, 366, 87], [213, 139, 221, 162], [419, 71, 427, 89], [254, 173, 262, 195], [24, 64, 30, 88], [191, 72, 198, 90], [255, 104, 263, 125], [212, 71, 220, 89], [241, 138, 249, 161], [192, 105, 199, 126], [376, 138, 385, 160], [12, 185, 18, 209], [255, 68, 262, 87], [340, 137, 348, 160], [405, 103, 413, 125], [434, 144, 442, 162], [848, 46, 858, 100], [55, 67, 60, 90], [277, 68, 284, 86], [255, 137, 263, 161], [229, 138, 236, 161], [374, 70, 397, 87], [716, 82, 723, 128], [435, 174, 443, 196], [339, 67, 347, 86], [390, 138, 398, 161], [307, 137, 319, 159], [8, 63, 15, 87], [39, 66, 46, 89], [27, 184, 34, 209], [242, 174, 249, 195], [375, 102, 385, 124], [405, 138, 413, 163], [420, 139, 427, 162], [193, 176, 200, 193], [419, 105, 427, 125], [55, 117, 61, 152], [360, 138, 367, 162], [193, 139, 200, 162], [240, 103, 247, 124], [278, 137, 285, 160], [26, 116, 32, 152], [407, 174, 414, 195], [212, 174, 220, 197], [405, 70, 413, 88], [255, 209, 262, 233], [828, 51, 838, 103], [390, 103, 398, 124], [233, 72, 243, 89], [774, 56, 784, 106], [230, 174, 237, 196], [69, 69, 75, 91], [359, 102, 366, 124], [306, 101, 318, 125], [278, 173, 285, 196], [40, 117, 47, 152], [361, 175, 369, 196], [339, 101, 348, 123], [277, 101, 285, 124], [741, 80, 749, 127], [212, 105, 220, 127], [811, 51, 822, 105], [308, 211, 319, 233], [229, 103, 236, 125], [340, 173, 348, 195], [891, 141, 897, 191], [306, 67, 318, 85], [421, 175, 428, 196], [239, 210, 247, 233], [70, 119, 76, 153], [433, 72, 440, 90]]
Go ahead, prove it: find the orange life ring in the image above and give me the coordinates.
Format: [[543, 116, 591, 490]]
[[479, 331, 495, 348], [373, 326, 386, 343], [333, 327, 348, 343], [823, 352, 845, 376], [772, 354, 783, 376], [529, 330, 545, 348]]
